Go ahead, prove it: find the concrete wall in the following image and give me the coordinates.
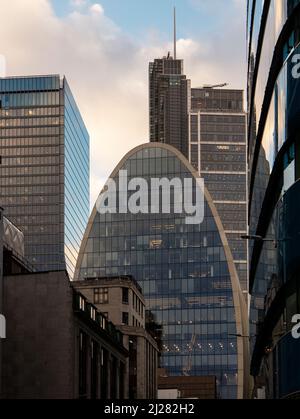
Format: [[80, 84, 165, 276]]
[[120, 326, 158, 399], [2, 271, 75, 399]]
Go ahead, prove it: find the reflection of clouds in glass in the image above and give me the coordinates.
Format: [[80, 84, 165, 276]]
[[0, 54, 6, 77], [65, 242, 81, 275], [261, 94, 275, 171]]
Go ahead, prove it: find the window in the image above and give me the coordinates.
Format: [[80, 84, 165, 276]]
[[122, 287, 129, 304], [79, 331, 87, 397], [100, 348, 108, 399], [79, 296, 85, 311], [91, 341, 98, 399], [90, 306, 96, 321], [94, 288, 108, 304], [122, 312, 129, 325]]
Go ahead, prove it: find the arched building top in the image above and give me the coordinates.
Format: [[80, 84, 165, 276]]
[[74, 142, 248, 399]]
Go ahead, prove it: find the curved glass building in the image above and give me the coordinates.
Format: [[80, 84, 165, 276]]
[[247, 0, 300, 398], [74, 143, 248, 399]]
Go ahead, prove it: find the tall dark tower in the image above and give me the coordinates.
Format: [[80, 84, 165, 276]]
[[149, 10, 190, 158]]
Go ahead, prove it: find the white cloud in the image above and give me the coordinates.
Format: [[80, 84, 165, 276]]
[[70, 0, 87, 8], [0, 54, 6, 77], [0, 0, 246, 209], [90, 3, 103, 14]]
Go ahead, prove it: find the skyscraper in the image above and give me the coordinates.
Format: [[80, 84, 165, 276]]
[[74, 143, 249, 399], [0, 75, 89, 278], [189, 88, 248, 293], [247, 1, 300, 398], [149, 56, 190, 158]]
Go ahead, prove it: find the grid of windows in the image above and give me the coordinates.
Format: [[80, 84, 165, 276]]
[[76, 145, 245, 399], [0, 76, 89, 277], [248, 1, 300, 398], [149, 57, 189, 158], [189, 93, 247, 293]]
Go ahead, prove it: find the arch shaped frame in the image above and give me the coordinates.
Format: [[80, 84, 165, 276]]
[[74, 142, 249, 399]]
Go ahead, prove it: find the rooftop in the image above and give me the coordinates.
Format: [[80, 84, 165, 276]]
[[77, 275, 143, 295]]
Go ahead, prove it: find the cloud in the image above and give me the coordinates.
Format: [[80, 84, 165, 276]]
[[0, 54, 6, 77], [0, 0, 246, 209], [90, 3, 103, 14], [70, 0, 87, 8]]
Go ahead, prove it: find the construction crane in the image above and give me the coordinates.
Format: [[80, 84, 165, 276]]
[[182, 334, 197, 376], [201, 83, 229, 89]]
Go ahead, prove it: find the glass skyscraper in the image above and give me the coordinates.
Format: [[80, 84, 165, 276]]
[[0, 75, 89, 278], [74, 143, 248, 399], [247, 0, 300, 398], [189, 88, 248, 294], [149, 56, 190, 159]]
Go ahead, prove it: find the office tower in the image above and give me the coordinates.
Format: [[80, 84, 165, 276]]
[[149, 56, 190, 158], [247, 1, 300, 399], [74, 143, 248, 399], [0, 76, 90, 278], [189, 88, 248, 293]]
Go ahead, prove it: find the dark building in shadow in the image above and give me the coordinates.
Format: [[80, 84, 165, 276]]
[[0, 210, 128, 399], [247, 0, 300, 399]]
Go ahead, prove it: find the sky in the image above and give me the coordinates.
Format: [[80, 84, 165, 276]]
[[0, 0, 247, 209]]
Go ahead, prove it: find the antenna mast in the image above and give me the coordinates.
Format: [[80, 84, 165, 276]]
[[173, 7, 177, 59]]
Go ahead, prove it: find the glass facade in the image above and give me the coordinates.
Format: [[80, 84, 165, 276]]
[[63, 80, 90, 277], [248, 0, 300, 398], [149, 57, 190, 159], [189, 89, 248, 293], [0, 75, 89, 278], [75, 143, 248, 399]]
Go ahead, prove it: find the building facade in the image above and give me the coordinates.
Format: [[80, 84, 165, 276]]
[[149, 56, 190, 158], [74, 143, 248, 399], [247, 0, 300, 398], [158, 374, 217, 399], [74, 276, 159, 399], [75, 276, 146, 328], [0, 75, 90, 278], [189, 88, 248, 293], [2, 270, 127, 399]]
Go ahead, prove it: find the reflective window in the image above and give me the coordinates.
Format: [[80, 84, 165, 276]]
[[0, 76, 89, 277], [76, 145, 246, 399]]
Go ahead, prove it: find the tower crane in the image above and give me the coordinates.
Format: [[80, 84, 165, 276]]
[[201, 83, 229, 89], [182, 334, 197, 376]]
